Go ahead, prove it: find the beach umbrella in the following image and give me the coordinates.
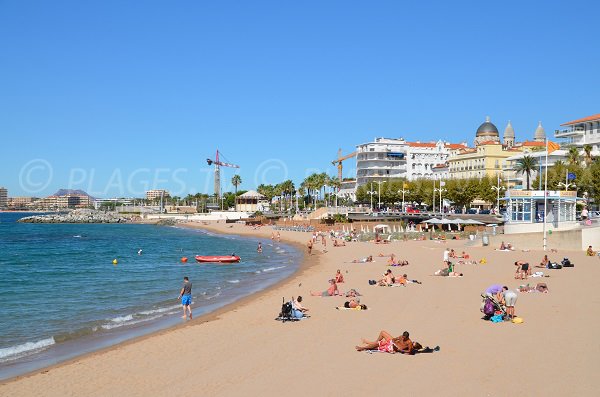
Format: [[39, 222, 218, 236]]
[[424, 218, 443, 224], [466, 219, 485, 225], [374, 224, 390, 232]]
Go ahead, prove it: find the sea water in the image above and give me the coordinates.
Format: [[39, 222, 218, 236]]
[[0, 213, 300, 379]]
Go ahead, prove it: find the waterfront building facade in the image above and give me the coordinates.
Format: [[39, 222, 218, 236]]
[[554, 113, 600, 157], [7, 196, 36, 209], [405, 141, 466, 181], [0, 187, 7, 208], [146, 189, 170, 201], [355, 138, 408, 186], [449, 117, 546, 182]]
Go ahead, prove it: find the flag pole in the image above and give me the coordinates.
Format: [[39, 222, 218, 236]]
[[542, 139, 549, 251]]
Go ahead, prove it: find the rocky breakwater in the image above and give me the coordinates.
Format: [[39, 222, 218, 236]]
[[18, 209, 132, 224]]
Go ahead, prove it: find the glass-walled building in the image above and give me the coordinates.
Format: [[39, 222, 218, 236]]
[[503, 190, 579, 234]]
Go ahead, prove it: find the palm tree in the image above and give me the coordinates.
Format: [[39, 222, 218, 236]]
[[515, 155, 537, 190], [568, 147, 580, 166], [231, 175, 242, 211], [584, 144, 593, 165]]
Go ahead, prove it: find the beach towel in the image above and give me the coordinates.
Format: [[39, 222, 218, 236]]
[[336, 306, 369, 310], [490, 314, 504, 323]]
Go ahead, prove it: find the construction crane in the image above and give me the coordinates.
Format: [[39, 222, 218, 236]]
[[207, 150, 240, 200], [331, 148, 357, 182]]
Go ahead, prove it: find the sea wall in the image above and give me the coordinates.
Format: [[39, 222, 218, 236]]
[[18, 209, 131, 223]]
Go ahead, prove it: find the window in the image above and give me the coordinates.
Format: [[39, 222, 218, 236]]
[[495, 160, 499, 169], [510, 199, 532, 222]]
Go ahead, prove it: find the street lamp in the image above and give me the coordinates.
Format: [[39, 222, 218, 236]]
[[491, 176, 506, 213], [557, 181, 576, 191], [368, 182, 377, 212], [398, 188, 409, 212], [434, 186, 446, 215], [375, 180, 384, 210]]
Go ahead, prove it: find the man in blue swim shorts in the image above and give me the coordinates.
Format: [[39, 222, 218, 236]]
[[178, 276, 193, 319]]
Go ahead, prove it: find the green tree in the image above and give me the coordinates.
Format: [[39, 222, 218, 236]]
[[568, 147, 580, 166], [584, 144, 593, 165], [515, 155, 537, 190], [231, 175, 242, 210]]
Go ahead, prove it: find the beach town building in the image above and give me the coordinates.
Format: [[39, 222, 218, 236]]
[[355, 138, 408, 186], [7, 196, 37, 209], [235, 190, 266, 212], [355, 138, 465, 186], [554, 113, 600, 157], [503, 189, 579, 234], [94, 197, 136, 209], [336, 179, 358, 202], [503, 149, 569, 190], [405, 141, 467, 181], [448, 117, 547, 182], [146, 189, 170, 201], [0, 187, 7, 208], [431, 163, 449, 180]]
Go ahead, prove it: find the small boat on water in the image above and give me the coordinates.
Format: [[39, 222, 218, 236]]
[[195, 255, 241, 264]]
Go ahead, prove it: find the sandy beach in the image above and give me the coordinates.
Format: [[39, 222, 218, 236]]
[[1, 222, 598, 396]]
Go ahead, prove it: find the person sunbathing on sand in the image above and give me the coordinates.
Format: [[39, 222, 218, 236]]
[[334, 269, 345, 283], [536, 255, 550, 269], [352, 255, 373, 263], [586, 246, 595, 256], [355, 331, 414, 354], [500, 241, 506, 250], [378, 269, 395, 286], [434, 268, 463, 277], [461, 251, 470, 259], [343, 296, 365, 309], [311, 279, 341, 297], [333, 239, 346, 247]]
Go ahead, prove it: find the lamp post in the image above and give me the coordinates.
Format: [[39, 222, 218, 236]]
[[398, 188, 409, 212], [376, 180, 384, 210], [491, 175, 506, 213], [434, 186, 446, 216], [368, 182, 377, 212]]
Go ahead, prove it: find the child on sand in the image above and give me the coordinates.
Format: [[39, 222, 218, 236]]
[[334, 269, 345, 283]]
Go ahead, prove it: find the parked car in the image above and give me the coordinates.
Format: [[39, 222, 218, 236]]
[[406, 207, 420, 213]]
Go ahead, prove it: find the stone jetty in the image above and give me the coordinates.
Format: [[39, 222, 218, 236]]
[[18, 209, 131, 223]]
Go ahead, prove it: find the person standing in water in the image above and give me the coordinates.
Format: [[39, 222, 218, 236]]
[[178, 276, 193, 319], [257, 242, 263, 253]]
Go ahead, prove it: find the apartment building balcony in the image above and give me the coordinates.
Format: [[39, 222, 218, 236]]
[[554, 128, 584, 139]]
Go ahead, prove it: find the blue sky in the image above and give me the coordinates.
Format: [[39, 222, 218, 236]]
[[1, 0, 599, 198]]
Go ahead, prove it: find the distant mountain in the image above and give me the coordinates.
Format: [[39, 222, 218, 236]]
[[52, 189, 96, 199]]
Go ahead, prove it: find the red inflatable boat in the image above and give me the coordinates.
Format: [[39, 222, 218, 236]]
[[195, 255, 241, 264]]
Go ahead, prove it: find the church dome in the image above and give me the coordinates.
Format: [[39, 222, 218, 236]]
[[476, 116, 499, 137], [534, 121, 545, 142]]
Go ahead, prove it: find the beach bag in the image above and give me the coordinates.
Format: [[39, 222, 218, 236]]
[[549, 262, 562, 269], [280, 301, 293, 318], [483, 298, 495, 316], [561, 258, 574, 267]]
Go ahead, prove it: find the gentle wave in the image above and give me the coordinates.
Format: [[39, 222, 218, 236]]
[[0, 338, 56, 361], [262, 266, 286, 272], [101, 315, 163, 330], [139, 305, 180, 316], [110, 314, 133, 323], [227, 279, 240, 284]]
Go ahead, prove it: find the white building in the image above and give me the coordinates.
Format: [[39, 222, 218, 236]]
[[502, 149, 568, 190], [555, 113, 600, 155], [355, 138, 408, 186], [0, 187, 7, 208], [406, 141, 466, 180], [355, 137, 465, 186], [337, 179, 357, 202]]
